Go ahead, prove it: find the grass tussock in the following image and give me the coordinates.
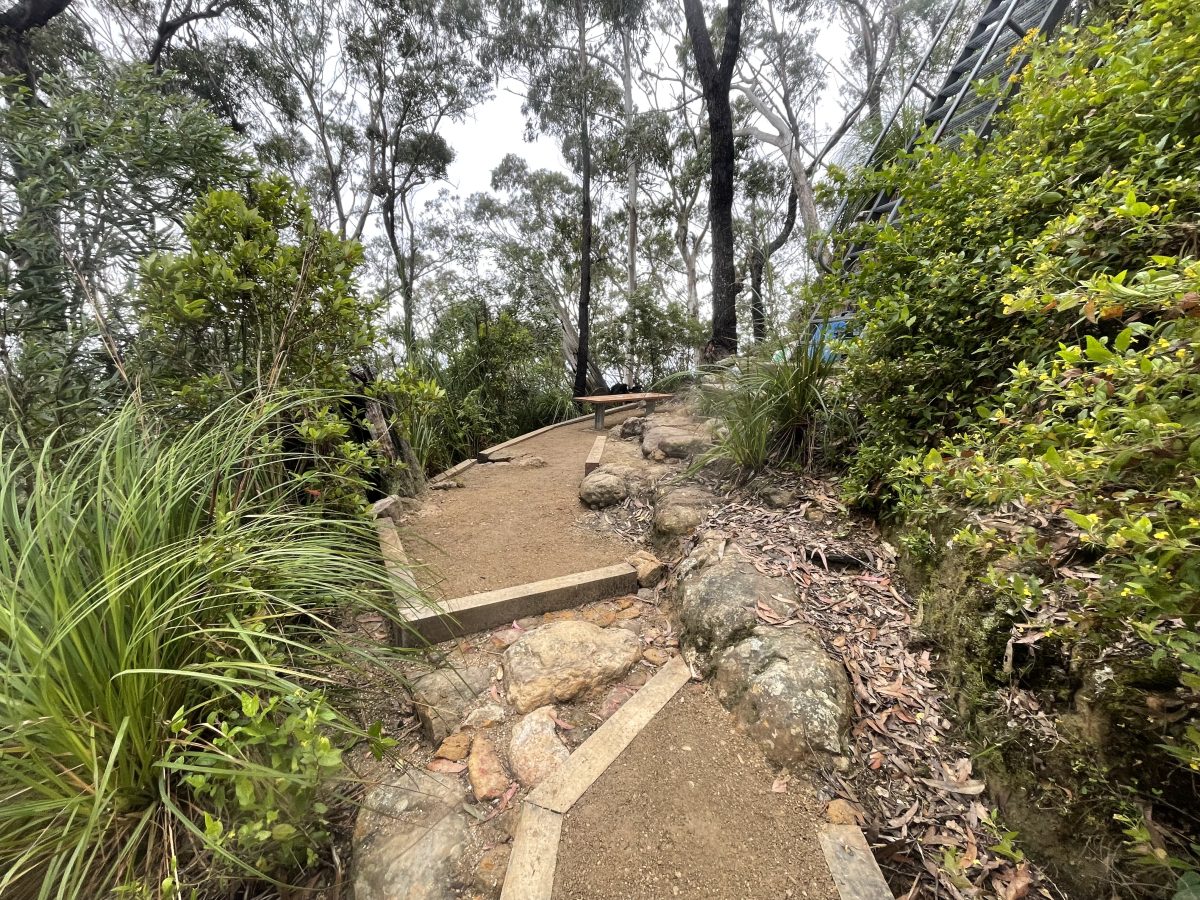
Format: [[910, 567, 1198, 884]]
[[0, 396, 423, 898]]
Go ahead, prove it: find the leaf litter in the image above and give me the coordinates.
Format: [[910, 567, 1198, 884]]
[[677, 472, 1065, 900]]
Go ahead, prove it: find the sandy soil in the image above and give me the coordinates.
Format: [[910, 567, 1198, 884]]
[[553, 684, 838, 900], [404, 411, 647, 599]]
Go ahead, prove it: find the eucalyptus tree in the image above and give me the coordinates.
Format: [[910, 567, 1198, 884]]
[[341, 0, 490, 353], [682, 0, 744, 358], [501, 0, 622, 395]]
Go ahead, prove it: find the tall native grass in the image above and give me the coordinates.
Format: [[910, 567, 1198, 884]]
[[697, 327, 843, 475], [0, 395, 423, 898]]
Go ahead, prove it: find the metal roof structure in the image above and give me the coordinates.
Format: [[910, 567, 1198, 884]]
[[834, 0, 1078, 268]]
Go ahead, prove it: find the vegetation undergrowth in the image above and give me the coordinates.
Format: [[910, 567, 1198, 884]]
[[0, 395, 419, 898], [806, 0, 1200, 891], [695, 325, 845, 475]]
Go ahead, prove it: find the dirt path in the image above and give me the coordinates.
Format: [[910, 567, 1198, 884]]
[[553, 684, 839, 900], [405, 411, 645, 600]]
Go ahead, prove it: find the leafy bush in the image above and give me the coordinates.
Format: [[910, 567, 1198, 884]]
[[134, 178, 394, 509], [822, 0, 1200, 884], [824, 0, 1200, 503], [0, 396, 418, 897]]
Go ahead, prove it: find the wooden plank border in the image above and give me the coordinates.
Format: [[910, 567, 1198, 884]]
[[500, 656, 693, 900], [397, 563, 637, 646], [584, 435, 606, 475], [477, 402, 642, 462], [818, 824, 896, 900], [528, 656, 690, 814]]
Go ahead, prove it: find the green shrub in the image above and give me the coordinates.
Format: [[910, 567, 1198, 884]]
[[0, 396, 420, 898], [823, 0, 1200, 880], [823, 0, 1200, 503]]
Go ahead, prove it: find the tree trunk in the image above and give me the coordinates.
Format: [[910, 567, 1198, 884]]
[[572, 0, 593, 397], [749, 189, 797, 343], [683, 0, 744, 359], [621, 24, 637, 384]]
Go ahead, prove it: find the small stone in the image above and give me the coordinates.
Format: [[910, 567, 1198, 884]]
[[579, 470, 628, 508], [623, 668, 650, 688], [463, 703, 506, 730], [620, 416, 645, 438], [582, 606, 617, 627], [616, 596, 636, 609], [650, 449, 667, 462], [467, 736, 511, 801], [435, 732, 471, 761], [513, 455, 546, 468], [474, 844, 512, 894], [643, 647, 669, 666], [825, 798, 859, 825], [614, 605, 642, 620], [411, 666, 493, 744], [430, 480, 464, 490], [637, 588, 655, 601], [597, 684, 636, 720], [760, 485, 795, 509], [627, 549, 667, 587], [490, 628, 522, 650], [543, 609, 578, 622], [516, 616, 541, 629], [508, 706, 570, 787]]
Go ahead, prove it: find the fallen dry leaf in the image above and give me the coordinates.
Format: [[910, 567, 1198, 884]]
[[426, 758, 466, 775]]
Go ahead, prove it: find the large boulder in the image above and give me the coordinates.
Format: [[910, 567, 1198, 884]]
[[508, 706, 570, 787], [713, 626, 852, 765], [652, 486, 714, 542], [503, 620, 641, 713], [642, 425, 710, 460], [411, 666, 493, 744], [677, 552, 790, 658], [578, 470, 628, 509], [353, 769, 469, 900]]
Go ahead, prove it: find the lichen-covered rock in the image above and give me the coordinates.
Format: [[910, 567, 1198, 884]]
[[508, 706, 570, 787], [620, 416, 645, 438], [503, 620, 641, 713], [713, 626, 852, 765], [411, 666, 493, 744], [652, 486, 714, 541], [579, 470, 628, 508], [677, 552, 788, 658], [353, 769, 469, 900], [642, 425, 710, 459]]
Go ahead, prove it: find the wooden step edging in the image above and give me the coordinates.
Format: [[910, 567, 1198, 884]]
[[818, 824, 897, 900], [373, 514, 639, 647], [398, 563, 638, 645], [583, 435, 606, 475], [500, 656, 692, 900], [476, 402, 641, 463]]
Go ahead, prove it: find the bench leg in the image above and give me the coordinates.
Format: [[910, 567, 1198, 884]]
[[644, 400, 657, 415], [594, 407, 605, 431]]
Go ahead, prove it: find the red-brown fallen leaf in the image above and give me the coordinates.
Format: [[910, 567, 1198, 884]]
[[1004, 863, 1033, 899], [550, 713, 575, 730], [480, 781, 519, 822], [426, 758, 466, 774]]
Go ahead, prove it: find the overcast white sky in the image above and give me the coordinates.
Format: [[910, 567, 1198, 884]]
[[442, 81, 568, 197]]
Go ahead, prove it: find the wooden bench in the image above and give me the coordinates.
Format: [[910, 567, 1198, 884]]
[[573, 392, 674, 431]]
